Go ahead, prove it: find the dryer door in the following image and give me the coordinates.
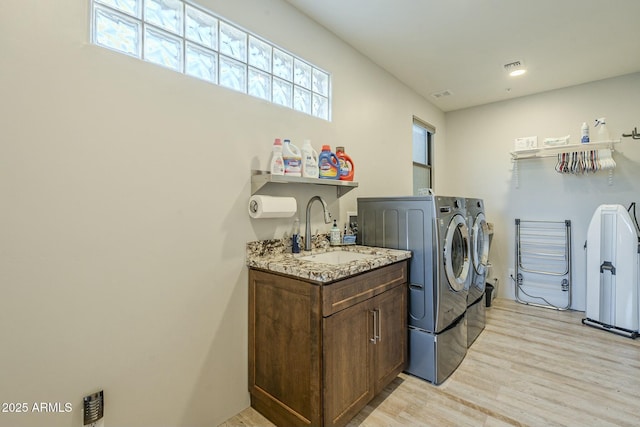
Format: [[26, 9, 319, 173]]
[[472, 212, 490, 276], [444, 213, 470, 291]]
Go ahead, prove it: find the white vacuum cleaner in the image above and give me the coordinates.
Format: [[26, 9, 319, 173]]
[[583, 204, 640, 338]]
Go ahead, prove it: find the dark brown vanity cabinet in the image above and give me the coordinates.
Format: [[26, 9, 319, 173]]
[[248, 261, 407, 427]]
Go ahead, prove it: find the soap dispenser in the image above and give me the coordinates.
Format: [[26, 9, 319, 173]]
[[330, 220, 341, 246], [292, 218, 301, 253]]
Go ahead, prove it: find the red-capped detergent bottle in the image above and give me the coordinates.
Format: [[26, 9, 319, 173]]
[[318, 145, 340, 180], [335, 146, 355, 181]]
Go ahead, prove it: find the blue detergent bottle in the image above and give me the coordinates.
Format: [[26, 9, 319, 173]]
[[318, 145, 340, 179]]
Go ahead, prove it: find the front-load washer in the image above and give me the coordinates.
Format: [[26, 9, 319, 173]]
[[357, 195, 470, 384], [466, 198, 490, 346], [434, 196, 471, 330]]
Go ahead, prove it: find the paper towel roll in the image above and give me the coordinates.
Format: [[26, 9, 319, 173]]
[[248, 195, 297, 219]]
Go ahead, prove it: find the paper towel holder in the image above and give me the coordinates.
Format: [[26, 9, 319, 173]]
[[249, 199, 259, 214], [248, 195, 297, 219]]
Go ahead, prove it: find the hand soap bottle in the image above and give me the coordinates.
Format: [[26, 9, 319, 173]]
[[330, 219, 341, 246], [292, 218, 301, 253]]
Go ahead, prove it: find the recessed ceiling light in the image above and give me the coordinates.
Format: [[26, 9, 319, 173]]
[[504, 60, 526, 77]]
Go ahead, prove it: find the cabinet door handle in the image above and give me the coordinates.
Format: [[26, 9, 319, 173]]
[[370, 309, 378, 344], [376, 308, 382, 343]]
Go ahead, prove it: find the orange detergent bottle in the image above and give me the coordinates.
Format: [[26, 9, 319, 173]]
[[336, 146, 355, 181]]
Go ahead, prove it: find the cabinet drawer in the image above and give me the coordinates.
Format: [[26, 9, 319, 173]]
[[322, 261, 407, 317]]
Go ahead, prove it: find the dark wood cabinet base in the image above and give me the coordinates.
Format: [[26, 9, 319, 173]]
[[249, 261, 407, 427]]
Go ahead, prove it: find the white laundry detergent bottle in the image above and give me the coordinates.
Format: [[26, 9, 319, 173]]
[[269, 138, 285, 175], [594, 117, 611, 142], [301, 139, 319, 178], [282, 139, 302, 176], [581, 122, 590, 143]]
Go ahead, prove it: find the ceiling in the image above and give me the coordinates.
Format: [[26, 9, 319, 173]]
[[284, 0, 640, 112]]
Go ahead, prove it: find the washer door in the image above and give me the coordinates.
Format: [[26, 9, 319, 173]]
[[472, 213, 490, 275], [444, 213, 470, 291]]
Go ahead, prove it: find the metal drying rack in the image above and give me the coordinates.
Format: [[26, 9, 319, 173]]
[[514, 219, 572, 310]]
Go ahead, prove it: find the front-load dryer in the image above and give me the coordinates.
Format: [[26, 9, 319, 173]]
[[466, 198, 490, 346]]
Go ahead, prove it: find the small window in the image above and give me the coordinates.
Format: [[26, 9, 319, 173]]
[[413, 118, 434, 195], [90, 0, 331, 121]]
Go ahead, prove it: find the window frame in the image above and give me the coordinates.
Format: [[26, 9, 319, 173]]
[[412, 117, 434, 195], [89, 0, 332, 121]]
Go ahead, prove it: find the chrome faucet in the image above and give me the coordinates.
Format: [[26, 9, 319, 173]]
[[305, 196, 332, 251]]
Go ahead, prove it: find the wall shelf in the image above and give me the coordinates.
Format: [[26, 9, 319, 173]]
[[510, 140, 621, 188], [510, 140, 620, 160], [251, 170, 358, 197]]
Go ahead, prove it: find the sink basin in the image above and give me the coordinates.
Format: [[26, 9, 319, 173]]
[[298, 250, 379, 265]]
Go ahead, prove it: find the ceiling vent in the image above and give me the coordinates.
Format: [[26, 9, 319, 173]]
[[504, 60, 526, 76], [431, 89, 453, 99]]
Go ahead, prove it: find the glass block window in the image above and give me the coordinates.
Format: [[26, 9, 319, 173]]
[[90, 0, 331, 121]]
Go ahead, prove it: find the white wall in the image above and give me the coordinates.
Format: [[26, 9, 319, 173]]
[[444, 72, 640, 310], [0, 0, 443, 426]]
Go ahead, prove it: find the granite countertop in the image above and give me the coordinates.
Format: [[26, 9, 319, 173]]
[[246, 236, 411, 284]]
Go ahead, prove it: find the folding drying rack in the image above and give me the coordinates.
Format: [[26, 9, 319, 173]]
[[515, 219, 572, 310]]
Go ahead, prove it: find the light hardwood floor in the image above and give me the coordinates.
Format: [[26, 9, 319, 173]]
[[220, 298, 640, 427]]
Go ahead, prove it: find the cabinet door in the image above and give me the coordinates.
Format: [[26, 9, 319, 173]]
[[323, 300, 374, 427], [372, 284, 407, 394], [248, 270, 322, 427]]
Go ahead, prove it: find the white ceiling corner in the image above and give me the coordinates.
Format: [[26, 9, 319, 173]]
[[285, 0, 640, 112]]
